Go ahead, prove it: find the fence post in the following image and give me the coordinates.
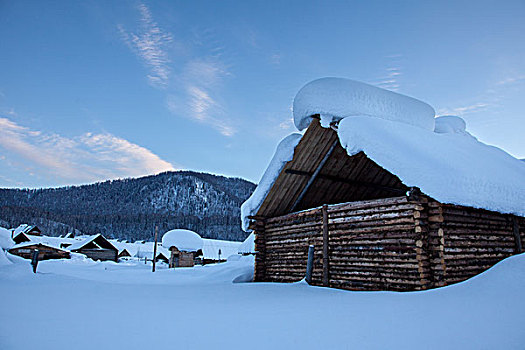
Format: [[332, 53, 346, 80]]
[[305, 245, 315, 284]]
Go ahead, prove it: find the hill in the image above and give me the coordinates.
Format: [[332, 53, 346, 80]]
[[0, 171, 255, 241]]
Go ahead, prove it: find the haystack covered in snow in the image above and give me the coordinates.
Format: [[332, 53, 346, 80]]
[[243, 77, 525, 292], [162, 229, 204, 268]]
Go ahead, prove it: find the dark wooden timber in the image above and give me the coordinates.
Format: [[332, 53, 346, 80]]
[[290, 139, 339, 212], [511, 215, 522, 253], [322, 204, 330, 287], [285, 169, 406, 195]]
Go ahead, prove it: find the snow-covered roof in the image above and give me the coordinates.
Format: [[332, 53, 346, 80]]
[[240, 134, 302, 230], [10, 241, 69, 252], [241, 78, 525, 229], [293, 77, 435, 131], [161, 229, 203, 252], [12, 224, 40, 236], [67, 234, 116, 251], [238, 233, 255, 254]]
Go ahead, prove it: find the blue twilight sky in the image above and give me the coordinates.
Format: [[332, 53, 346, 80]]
[[0, 0, 524, 188]]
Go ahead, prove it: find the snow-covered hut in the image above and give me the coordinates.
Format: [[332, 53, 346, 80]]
[[9, 242, 70, 261], [242, 78, 525, 292], [68, 234, 118, 262], [118, 248, 132, 258], [12, 224, 42, 236], [162, 229, 204, 268]]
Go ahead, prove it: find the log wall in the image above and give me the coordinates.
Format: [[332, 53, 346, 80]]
[[253, 196, 524, 292]]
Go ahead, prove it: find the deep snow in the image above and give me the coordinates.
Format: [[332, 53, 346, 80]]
[[293, 77, 436, 131], [1, 250, 525, 349]]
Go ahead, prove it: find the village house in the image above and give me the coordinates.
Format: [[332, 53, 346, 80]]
[[162, 229, 204, 268], [242, 78, 525, 292], [9, 242, 70, 261], [68, 234, 118, 262]]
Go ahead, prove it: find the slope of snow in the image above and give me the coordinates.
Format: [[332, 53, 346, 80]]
[[0, 227, 14, 250], [293, 77, 436, 131], [241, 133, 302, 230], [202, 238, 241, 260], [238, 232, 255, 254], [162, 229, 203, 252], [337, 116, 525, 216], [0, 248, 524, 349]]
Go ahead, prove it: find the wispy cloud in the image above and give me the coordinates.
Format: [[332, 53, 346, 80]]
[[495, 74, 525, 86], [119, 4, 237, 136], [166, 58, 236, 136], [437, 102, 490, 116], [0, 117, 175, 184], [118, 3, 173, 88], [372, 55, 402, 91]]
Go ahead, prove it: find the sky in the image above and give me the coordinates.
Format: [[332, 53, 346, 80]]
[[0, 0, 524, 188]]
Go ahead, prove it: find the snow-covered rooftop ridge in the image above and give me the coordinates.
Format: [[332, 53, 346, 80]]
[[293, 77, 436, 131], [161, 229, 203, 252], [337, 116, 525, 217], [67, 234, 103, 251], [241, 78, 524, 230], [241, 133, 302, 231]]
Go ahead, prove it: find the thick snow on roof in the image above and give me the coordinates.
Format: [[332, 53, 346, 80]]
[[162, 229, 203, 252], [293, 77, 436, 131], [67, 234, 106, 251], [337, 116, 525, 216], [241, 133, 302, 230], [241, 79, 524, 230], [238, 233, 255, 254]]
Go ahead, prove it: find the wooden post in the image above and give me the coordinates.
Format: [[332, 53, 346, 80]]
[[305, 245, 315, 285], [511, 216, 522, 253], [31, 249, 39, 273], [152, 225, 158, 272], [322, 204, 330, 287]]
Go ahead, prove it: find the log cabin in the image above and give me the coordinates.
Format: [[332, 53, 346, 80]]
[[242, 78, 525, 292], [9, 242, 70, 261], [68, 234, 118, 262], [244, 118, 525, 291]]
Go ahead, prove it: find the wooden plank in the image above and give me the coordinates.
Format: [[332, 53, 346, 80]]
[[322, 204, 330, 286]]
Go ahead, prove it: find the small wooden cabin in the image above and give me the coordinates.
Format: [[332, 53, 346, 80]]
[[9, 243, 70, 261], [168, 247, 201, 268], [118, 249, 131, 258], [247, 118, 525, 291], [68, 234, 118, 262], [12, 232, 31, 245]]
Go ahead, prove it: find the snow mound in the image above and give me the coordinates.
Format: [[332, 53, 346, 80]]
[[161, 229, 203, 252], [338, 116, 525, 217], [293, 77, 436, 131], [241, 133, 302, 231], [0, 249, 12, 266], [434, 115, 469, 135], [0, 227, 14, 250]]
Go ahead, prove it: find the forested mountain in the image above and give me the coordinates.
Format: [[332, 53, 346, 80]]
[[0, 171, 256, 242]]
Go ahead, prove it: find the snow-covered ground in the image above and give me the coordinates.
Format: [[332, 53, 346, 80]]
[[1, 250, 524, 349]]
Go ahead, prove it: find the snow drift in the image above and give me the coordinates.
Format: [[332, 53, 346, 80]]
[[293, 77, 436, 131]]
